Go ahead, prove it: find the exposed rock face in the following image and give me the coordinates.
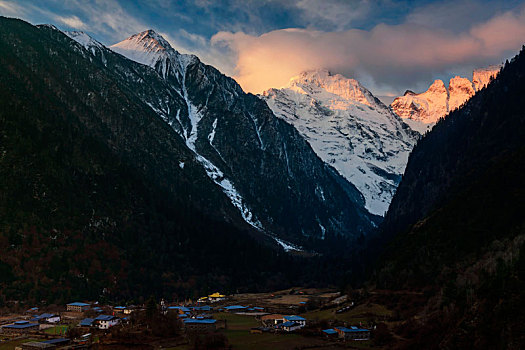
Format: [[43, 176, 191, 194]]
[[472, 65, 501, 91], [448, 76, 476, 111], [391, 66, 501, 132], [104, 31, 380, 247], [262, 70, 418, 216]]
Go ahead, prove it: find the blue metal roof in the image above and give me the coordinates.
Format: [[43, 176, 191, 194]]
[[95, 315, 117, 321], [322, 329, 338, 334], [253, 307, 264, 310], [281, 321, 298, 327], [3, 322, 39, 329], [33, 313, 57, 320], [183, 318, 217, 324], [42, 338, 69, 344], [335, 326, 369, 333], [168, 306, 191, 312], [114, 306, 126, 309], [284, 315, 306, 321], [68, 302, 90, 306], [193, 305, 212, 311], [80, 318, 94, 326], [224, 305, 246, 310]]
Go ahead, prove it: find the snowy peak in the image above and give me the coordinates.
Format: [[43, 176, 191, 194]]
[[65, 31, 105, 51], [391, 65, 501, 130], [262, 71, 418, 216], [448, 76, 475, 111], [110, 30, 199, 81], [285, 69, 378, 107], [110, 29, 177, 67]]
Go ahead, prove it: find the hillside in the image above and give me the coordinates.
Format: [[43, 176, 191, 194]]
[[0, 17, 346, 304], [375, 48, 525, 349]]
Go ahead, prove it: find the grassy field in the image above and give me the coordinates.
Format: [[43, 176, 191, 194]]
[[44, 324, 69, 335], [302, 303, 392, 324], [213, 312, 344, 350]]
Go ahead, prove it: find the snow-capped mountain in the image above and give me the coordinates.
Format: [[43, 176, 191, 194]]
[[64, 29, 378, 248], [262, 70, 418, 216], [391, 66, 501, 132]]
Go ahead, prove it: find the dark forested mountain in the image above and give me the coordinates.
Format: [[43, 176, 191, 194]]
[[0, 17, 374, 303], [374, 48, 525, 349], [105, 29, 378, 246]]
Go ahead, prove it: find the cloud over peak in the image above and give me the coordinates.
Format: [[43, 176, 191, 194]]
[[212, 4, 525, 95]]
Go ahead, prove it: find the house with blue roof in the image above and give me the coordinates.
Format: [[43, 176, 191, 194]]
[[66, 302, 90, 312], [94, 315, 120, 329], [2, 320, 39, 333], [224, 305, 247, 312], [322, 328, 338, 337], [283, 315, 306, 326], [281, 321, 303, 332], [80, 318, 95, 327], [334, 326, 370, 340], [183, 318, 217, 332], [31, 313, 60, 323], [167, 306, 191, 314]]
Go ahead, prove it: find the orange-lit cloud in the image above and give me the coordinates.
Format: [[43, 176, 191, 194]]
[[212, 5, 525, 95]]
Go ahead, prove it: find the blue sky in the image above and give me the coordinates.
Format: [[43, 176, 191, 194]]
[[1, 0, 524, 95]]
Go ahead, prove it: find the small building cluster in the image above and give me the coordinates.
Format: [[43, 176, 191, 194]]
[[198, 292, 226, 303], [323, 326, 371, 341]]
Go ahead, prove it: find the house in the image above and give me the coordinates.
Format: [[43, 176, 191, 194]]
[[113, 306, 126, 313], [261, 314, 284, 326], [94, 315, 120, 329], [32, 313, 61, 323], [223, 305, 246, 313], [2, 320, 39, 333], [123, 306, 135, 315], [322, 329, 338, 338], [334, 326, 370, 340], [207, 292, 226, 302], [26, 307, 39, 313], [281, 321, 302, 332], [197, 297, 208, 303], [183, 318, 217, 332], [167, 306, 191, 314], [79, 318, 95, 327], [66, 302, 90, 312], [193, 305, 212, 312], [283, 315, 306, 327]]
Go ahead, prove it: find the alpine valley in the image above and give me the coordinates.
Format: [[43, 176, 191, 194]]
[[0, 13, 524, 350]]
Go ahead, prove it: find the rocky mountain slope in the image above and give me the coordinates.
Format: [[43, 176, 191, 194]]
[[105, 30, 379, 246], [391, 66, 500, 132], [375, 49, 525, 349], [262, 70, 418, 216]]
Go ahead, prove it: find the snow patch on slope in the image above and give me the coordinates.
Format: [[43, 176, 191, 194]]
[[109, 29, 263, 230]]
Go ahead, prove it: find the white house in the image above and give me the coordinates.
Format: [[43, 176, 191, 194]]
[[283, 315, 306, 327], [95, 315, 120, 329], [281, 321, 303, 332], [33, 313, 61, 323]]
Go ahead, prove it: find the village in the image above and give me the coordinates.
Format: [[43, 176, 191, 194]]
[[0, 287, 401, 349]]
